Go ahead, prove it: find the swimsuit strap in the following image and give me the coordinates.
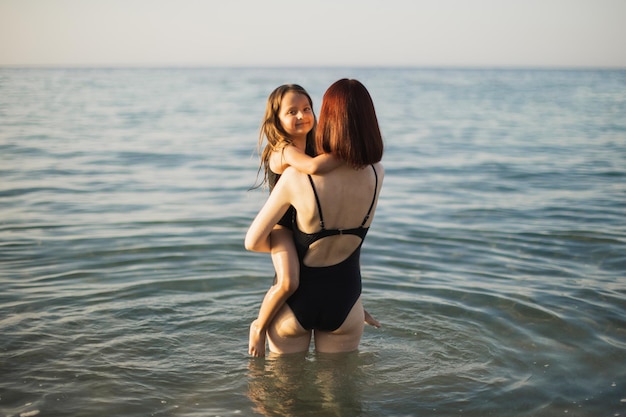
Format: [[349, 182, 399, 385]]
[[308, 174, 326, 230], [361, 165, 378, 226], [307, 164, 378, 230]]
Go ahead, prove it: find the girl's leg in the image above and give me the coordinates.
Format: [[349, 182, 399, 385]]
[[364, 308, 381, 328], [249, 226, 300, 357]]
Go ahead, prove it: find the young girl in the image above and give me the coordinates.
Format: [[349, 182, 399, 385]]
[[249, 84, 379, 357]]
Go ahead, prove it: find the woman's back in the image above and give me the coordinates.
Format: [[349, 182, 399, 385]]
[[287, 162, 384, 267]]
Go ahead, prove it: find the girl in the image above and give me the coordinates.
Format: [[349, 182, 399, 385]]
[[249, 84, 379, 357]]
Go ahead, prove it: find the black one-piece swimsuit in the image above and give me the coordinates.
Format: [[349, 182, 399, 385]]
[[286, 165, 378, 331]]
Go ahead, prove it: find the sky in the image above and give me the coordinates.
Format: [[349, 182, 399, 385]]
[[1, 0, 625, 68]]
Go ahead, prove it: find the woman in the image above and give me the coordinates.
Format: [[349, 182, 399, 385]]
[[245, 79, 384, 354], [248, 83, 379, 357]]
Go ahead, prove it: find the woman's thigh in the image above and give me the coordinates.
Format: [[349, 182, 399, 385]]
[[314, 298, 364, 353], [267, 304, 312, 354]]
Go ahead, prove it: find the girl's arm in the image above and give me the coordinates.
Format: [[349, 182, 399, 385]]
[[282, 145, 340, 175]]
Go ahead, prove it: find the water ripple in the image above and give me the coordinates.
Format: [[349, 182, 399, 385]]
[[2, 67, 626, 416]]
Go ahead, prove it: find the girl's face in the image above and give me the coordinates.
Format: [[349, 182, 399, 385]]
[[278, 92, 314, 140]]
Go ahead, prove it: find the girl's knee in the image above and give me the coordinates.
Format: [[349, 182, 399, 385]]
[[278, 273, 299, 295]]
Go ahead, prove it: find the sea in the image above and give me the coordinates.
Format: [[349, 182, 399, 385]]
[[1, 67, 625, 417]]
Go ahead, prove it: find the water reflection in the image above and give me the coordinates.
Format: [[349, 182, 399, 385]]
[[247, 351, 367, 417]]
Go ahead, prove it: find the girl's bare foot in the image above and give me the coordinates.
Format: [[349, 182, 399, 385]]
[[249, 319, 267, 357], [364, 309, 381, 328]]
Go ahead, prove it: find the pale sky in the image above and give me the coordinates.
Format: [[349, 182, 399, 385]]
[[1, 0, 625, 68]]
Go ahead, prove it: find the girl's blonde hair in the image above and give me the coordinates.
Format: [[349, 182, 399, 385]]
[[255, 84, 316, 189]]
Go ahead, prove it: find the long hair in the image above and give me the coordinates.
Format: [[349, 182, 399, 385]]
[[254, 84, 316, 189], [315, 79, 383, 168]]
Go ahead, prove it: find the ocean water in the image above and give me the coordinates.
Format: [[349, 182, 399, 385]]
[[0, 67, 625, 417]]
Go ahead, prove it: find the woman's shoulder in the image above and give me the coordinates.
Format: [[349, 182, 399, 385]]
[[273, 166, 309, 198], [373, 162, 385, 177], [281, 165, 307, 181]]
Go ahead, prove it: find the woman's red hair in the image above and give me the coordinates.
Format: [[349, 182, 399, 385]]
[[316, 79, 383, 168]]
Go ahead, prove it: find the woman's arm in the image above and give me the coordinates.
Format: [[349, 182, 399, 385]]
[[245, 171, 294, 252], [282, 145, 340, 175]]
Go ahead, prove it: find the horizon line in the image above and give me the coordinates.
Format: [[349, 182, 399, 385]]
[[2, 63, 625, 71]]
